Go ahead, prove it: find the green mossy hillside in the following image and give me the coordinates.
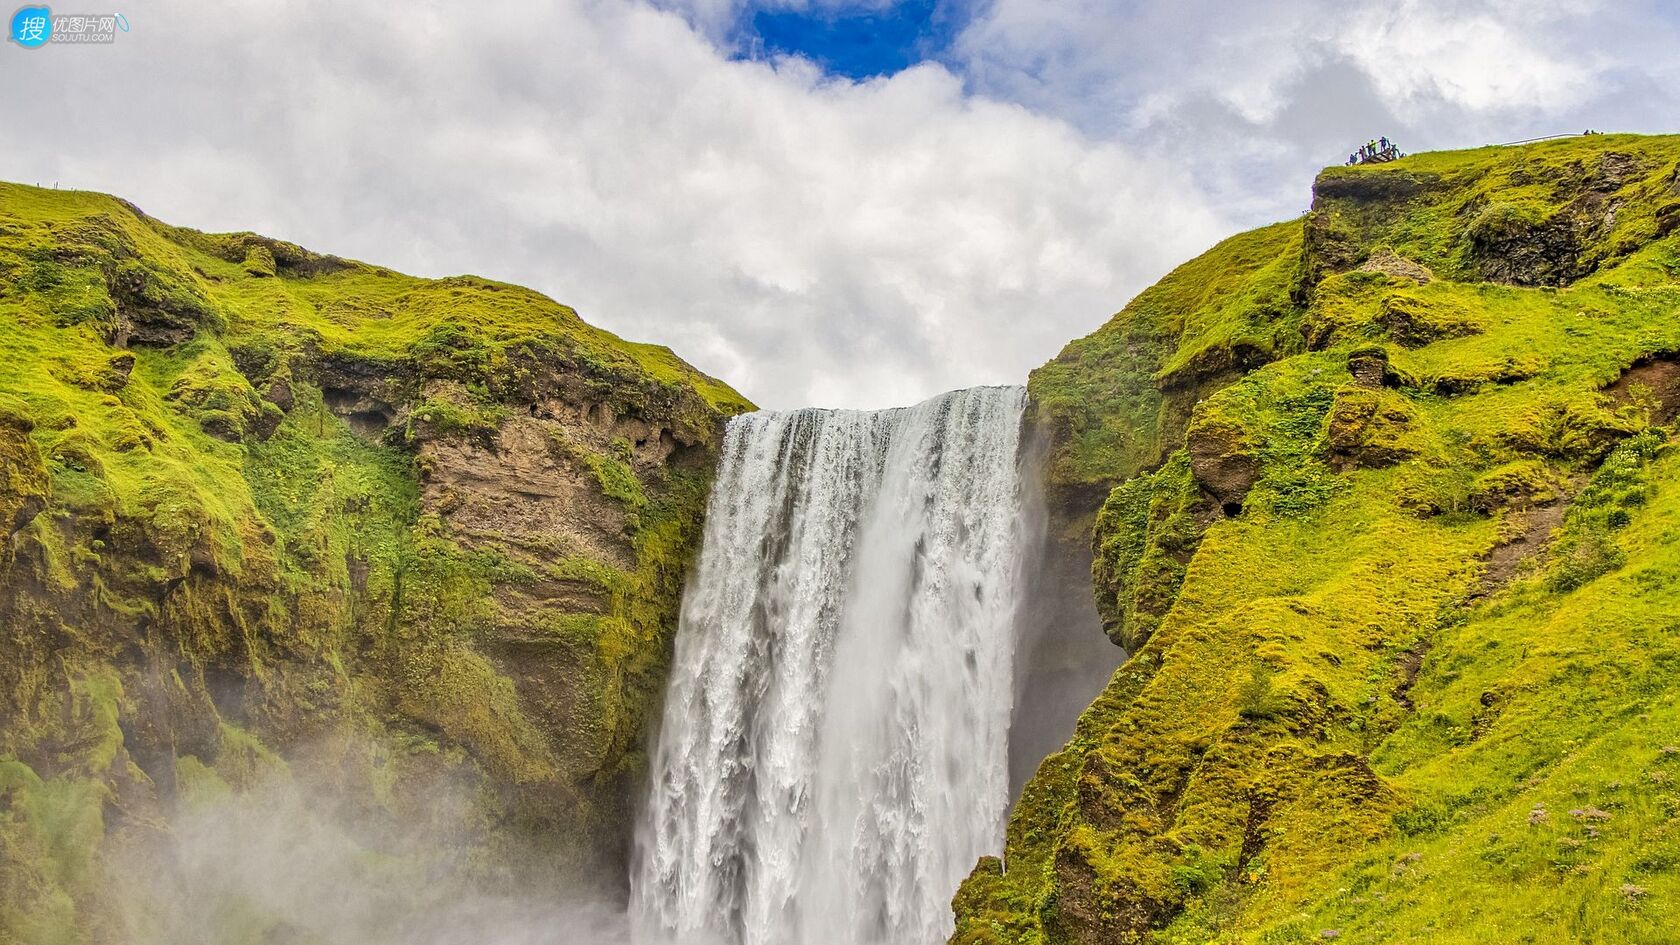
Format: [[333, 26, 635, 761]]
[[956, 134, 1680, 944], [0, 182, 750, 942]]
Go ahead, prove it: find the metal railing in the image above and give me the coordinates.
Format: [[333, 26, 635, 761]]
[[1492, 131, 1603, 146]]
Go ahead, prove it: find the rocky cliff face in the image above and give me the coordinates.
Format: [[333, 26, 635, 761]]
[[0, 183, 750, 941], [954, 134, 1680, 944]]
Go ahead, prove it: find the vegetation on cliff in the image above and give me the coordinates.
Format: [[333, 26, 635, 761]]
[[955, 134, 1680, 944], [0, 182, 749, 942]]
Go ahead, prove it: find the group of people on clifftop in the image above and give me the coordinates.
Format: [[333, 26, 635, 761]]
[[1348, 137, 1401, 165]]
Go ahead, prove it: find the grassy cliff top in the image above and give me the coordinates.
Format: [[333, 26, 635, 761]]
[[1032, 133, 1680, 491], [0, 180, 750, 421], [0, 181, 752, 582], [959, 133, 1680, 945]]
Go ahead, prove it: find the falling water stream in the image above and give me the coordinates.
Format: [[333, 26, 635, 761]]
[[632, 386, 1030, 945]]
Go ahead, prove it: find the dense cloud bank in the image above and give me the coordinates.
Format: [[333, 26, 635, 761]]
[[4, 0, 1673, 408]]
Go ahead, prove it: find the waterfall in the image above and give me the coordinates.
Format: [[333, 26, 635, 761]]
[[632, 386, 1030, 945]]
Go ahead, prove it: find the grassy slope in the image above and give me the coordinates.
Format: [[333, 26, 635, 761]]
[[954, 134, 1680, 944], [0, 183, 749, 942]]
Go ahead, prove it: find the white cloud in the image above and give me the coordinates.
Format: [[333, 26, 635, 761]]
[[1335, 0, 1595, 116], [0, 0, 1225, 409], [957, 0, 1646, 125], [954, 0, 1680, 220], [2, 0, 1673, 409]]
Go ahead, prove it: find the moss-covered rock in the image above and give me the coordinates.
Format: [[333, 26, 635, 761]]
[[962, 133, 1680, 945], [1323, 386, 1426, 471], [1186, 413, 1259, 511], [0, 181, 751, 939], [0, 400, 50, 542], [1090, 453, 1212, 650], [1375, 292, 1480, 347]]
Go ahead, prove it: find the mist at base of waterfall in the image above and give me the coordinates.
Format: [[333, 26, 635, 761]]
[[99, 751, 639, 945]]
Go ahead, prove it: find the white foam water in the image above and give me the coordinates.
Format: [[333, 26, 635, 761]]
[[631, 386, 1029, 945]]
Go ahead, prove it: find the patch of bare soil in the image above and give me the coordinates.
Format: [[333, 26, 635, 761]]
[[1477, 501, 1568, 595], [1605, 354, 1680, 425]]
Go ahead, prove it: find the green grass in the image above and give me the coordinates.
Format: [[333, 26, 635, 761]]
[[1246, 436, 1680, 945], [958, 133, 1680, 945], [1031, 221, 1305, 492]]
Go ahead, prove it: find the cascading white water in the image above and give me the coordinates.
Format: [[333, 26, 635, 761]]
[[632, 386, 1029, 945]]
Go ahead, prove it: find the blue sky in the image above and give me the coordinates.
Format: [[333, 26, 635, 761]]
[[5, 0, 1679, 408], [733, 0, 965, 79]]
